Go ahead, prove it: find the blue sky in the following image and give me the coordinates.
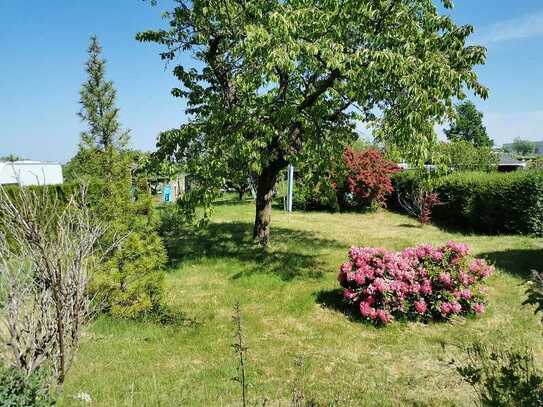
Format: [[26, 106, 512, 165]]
[[1, 0, 542, 162]]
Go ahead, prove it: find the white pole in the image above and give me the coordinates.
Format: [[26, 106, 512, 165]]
[[287, 164, 294, 213]]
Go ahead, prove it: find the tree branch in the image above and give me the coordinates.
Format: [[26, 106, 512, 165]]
[[298, 69, 340, 111]]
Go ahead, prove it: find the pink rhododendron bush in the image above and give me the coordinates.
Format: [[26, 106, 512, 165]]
[[337, 241, 494, 325]]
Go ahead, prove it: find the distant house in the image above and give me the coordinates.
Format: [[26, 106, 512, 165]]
[[0, 161, 64, 186], [497, 154, 526, 172]]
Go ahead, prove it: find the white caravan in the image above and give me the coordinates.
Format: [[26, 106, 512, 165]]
[[0, 161, 64, 186]]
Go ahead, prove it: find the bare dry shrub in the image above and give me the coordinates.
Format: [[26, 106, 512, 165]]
[[0, 185, 106, 384]]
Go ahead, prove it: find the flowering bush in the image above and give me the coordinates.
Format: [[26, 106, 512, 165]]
[[337, 241, 494, 325]]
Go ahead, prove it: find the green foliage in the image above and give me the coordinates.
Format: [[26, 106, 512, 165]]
[[1, 183, 173, 324], [78, 35, 129, 151], [137, 0, 488, 240], [0, 182, 80, 206], [391, 170, 543, 235], [444, 101, 493, 147], [157, 203, 186, 239], [435, 141, 498, 171], [524, 270, 543, 322], [528, 157, 543, 170], [69, 36, 167, 318], [453, 342, 543, 406], [78, 149, 167, 318], [389, 170, 438, 211], [0, 154, 22, 162], [291, 176, 339, 212], [511, 138, 536, 156], [390, 171, 421, 208], [64, 148, 106, 183], [350, 138, 373, 152], [92, 231, 166, 318], [433, 171, 543, 235], [0, 366, 55, 407]]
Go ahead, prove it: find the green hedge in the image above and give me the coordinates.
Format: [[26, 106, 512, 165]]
[[433, 171, 543, 235], [391, 170, 543, 235]]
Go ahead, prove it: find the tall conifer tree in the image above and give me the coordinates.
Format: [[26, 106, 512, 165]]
[[78, 35, 129, 151]]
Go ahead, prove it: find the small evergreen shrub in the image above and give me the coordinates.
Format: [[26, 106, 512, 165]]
[[53, 149, 169, 319], [389, 171, 423, 212], [91, 231, 166, 318], [337, 241, 494, 325], [85, 152, 167, 318], [0, 366, 54, 406], [394, 172, 442, 225]]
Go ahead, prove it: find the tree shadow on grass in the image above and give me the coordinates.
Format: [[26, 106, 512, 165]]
[[397, 223, 423, 229], [163, 221, 346, 281], [479, 248, 543, 280]]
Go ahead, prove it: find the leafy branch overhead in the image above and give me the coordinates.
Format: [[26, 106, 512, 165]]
[[138, 0, 488, 244]]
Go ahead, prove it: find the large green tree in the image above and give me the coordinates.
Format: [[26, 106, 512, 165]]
[[78, 35, 129, 151], [511, 137, 535, 156], [444, 100, 493, 147], [138, 0, 488, 245]]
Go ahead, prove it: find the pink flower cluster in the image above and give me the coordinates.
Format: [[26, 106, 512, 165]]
[[337, 241, 494, 325]]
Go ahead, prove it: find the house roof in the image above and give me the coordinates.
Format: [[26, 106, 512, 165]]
[[498, 153, 526, 166]]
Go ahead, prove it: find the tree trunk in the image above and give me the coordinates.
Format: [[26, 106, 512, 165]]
[[253, 166, 280, 246], [237, 187, 245, 201]]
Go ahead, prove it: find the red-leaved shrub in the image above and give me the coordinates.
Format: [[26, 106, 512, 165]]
[[337, 147, 399, 209], [337, 241, 494, 325]]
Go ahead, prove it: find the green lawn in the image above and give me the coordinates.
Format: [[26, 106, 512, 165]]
[[60, 202, 543, 406]]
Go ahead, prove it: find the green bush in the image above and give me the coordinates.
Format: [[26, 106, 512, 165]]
[[453, 342, 543, 406], [391, 170, 543, 235], [0, 366, 54, 406], [274, 170, 339, 212], [291, 179, 339, 212], [434, 170, 543, 235], [0, 182, 80, 207]]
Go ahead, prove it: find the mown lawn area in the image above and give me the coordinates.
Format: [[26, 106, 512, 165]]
[[60, 201, 543, 406]]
